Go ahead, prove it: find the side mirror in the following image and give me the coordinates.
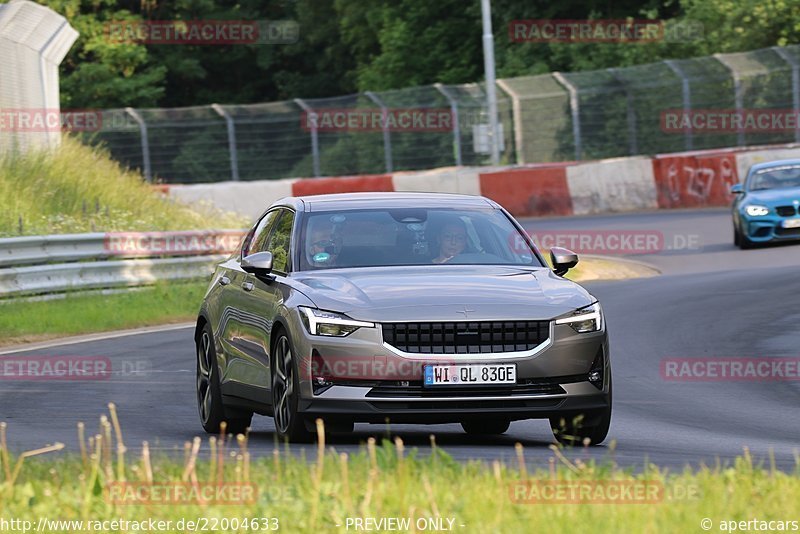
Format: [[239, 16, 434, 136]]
[[550, 247, 578, 276], [241, 251, 273, 276], [730, 183, 744, 194]]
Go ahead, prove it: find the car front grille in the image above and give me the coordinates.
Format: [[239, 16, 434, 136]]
[[381, 321, 550, 354], [776, 206, 797, 217]]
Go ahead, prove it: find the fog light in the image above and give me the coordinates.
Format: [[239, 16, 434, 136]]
[[588, 348, 604, 390], [311, 350, 333, 394]]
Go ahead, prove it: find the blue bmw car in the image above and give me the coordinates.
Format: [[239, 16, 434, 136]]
[[732, 159, 800, 249]]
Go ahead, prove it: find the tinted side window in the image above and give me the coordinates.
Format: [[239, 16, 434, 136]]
[[267, 210, 294, 273], [244, 210, 280, 257]]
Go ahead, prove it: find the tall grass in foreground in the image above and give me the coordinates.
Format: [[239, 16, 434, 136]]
[[0, 137, 246, 236], [0, 405, 798, 533]]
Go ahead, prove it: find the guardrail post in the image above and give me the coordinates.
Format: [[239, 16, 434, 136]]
[[552, 72, 582, 160], [294, 98, 321, 177], [365, 91, 394, 173], [714, 54, 745, 147], [664, 60, 693, 151], [211, 104, 240, 181], [608, 68, 638, 156], [125, 107, 152, 182], [773, 47, 800, 144]]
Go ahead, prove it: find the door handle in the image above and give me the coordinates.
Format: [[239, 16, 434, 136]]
[[242, 281, 254, 292], [218, 276, 231, 286]]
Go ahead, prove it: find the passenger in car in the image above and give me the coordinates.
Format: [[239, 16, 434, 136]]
[[431, 219, 468, 264]]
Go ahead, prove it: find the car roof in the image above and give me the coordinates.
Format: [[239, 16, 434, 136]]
[[271, 192, 500, 212], [749, 159, 800, 174]]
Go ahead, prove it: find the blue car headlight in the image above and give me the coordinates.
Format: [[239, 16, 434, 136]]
[[744, 205, 769, 217]]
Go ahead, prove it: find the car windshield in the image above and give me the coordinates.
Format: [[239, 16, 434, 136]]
[[748, 165, 800, 191], [297, 207, 543, 270]]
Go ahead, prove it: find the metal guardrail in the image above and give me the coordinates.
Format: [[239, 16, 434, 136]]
[[0, 230, 246, 297]]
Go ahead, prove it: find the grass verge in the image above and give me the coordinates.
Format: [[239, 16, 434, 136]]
[[0, 410, 798, 533], [0, 281, 207, 347], [0, 137, 246, 237], [565, 255, 659, 282]]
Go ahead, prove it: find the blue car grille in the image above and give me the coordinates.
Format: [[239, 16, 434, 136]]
[[382, 321, 550, 354], [776, 206, 797, 217]]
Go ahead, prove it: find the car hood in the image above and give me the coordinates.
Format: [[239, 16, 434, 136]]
[[293, 265, 594, 322], [745, 187, 800, 205]]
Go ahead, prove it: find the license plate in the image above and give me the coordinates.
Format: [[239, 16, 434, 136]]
[[423, 364, 517, 386], [782, 218, 800, 228]]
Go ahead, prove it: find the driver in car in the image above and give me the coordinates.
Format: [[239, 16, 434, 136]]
[[307, 219, 342, 267]]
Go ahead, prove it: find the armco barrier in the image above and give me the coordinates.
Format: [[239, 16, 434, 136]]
[[0, 231, 245, 297], [567, 157, 658, 215], [161, 141, 800, 220], [392, 167, 482, 196], [292, 174, 393, 196], [0, 255, 224, 296], [651, 150, 738, 209], [478, 166, 572, 217]]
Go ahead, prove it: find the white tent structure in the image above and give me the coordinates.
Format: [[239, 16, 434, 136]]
[[0, 0, 78, 155]]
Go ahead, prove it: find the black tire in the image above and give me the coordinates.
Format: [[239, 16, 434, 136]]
[[196, 323, 252, 435], [271, 332, 313, 442], [461, 419, 510, 435], [733, 227, 740, 247], [550, 376, 612, 446], [737, 228, 754, 250]]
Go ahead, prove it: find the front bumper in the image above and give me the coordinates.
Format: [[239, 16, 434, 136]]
[[740, 213, 800, 242], [289, 311, 610, 424]]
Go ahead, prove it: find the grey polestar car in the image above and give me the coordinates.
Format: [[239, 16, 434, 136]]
[[194, 192, 611, 444]]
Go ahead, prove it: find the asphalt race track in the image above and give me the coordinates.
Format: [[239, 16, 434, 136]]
[[2, 208, 799, 470]]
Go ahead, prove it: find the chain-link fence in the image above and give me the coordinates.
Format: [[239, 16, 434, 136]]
[[81, 43, 800, 183], [86, 83, 514, 183]]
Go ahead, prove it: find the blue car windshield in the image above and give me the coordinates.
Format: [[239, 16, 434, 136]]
[[297, 207, 544, 270], [748, 165, 800, 191]]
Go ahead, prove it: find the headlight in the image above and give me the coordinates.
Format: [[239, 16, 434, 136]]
[[554, 302, 603, 333], [745, 205, 769, 217], [299, 307, 374, 337]]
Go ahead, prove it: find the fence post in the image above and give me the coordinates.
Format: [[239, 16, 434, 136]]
[[434, 83, 463, 166], [365, 91, 393, 173], [294, 98, 321, 177], [211, 104, 240, 181], [773, 46, 800, 144], [125, 107, 152, 182], [664, 60, 693, 151], [714, 53, 745, 147], [552, 72, 582, 160], [495, 79, 523, 164], [607, 68, 638, 156]]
